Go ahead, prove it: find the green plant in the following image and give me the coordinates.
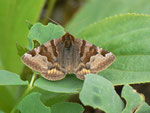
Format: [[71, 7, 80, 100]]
[[0, 0, 150, 113]]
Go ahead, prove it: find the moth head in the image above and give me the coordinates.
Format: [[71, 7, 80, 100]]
[[62, 32, 75, 48]]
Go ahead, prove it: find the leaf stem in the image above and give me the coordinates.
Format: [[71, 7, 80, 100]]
[[10, 73, 36, 113]]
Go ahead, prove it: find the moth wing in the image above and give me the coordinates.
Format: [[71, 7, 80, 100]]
[[22, 39, 66, 81], [87, 47, 115, 73], [75, 39, 115, 80]]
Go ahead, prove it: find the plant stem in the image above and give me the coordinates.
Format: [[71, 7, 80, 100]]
[[29, 73, 36, 88], [41, 0, 57, 24], [10, 73, 36, 113]]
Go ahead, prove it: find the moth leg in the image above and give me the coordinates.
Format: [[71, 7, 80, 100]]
[[41, 63, 67, 81], [75, 63, 91, 80]]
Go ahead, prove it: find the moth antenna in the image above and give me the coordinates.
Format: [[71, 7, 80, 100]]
[[46, 17, 61, 26], [46, 17, 67, 31]]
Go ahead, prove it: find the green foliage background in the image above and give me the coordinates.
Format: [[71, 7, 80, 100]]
[[0, 0, 150, 113]]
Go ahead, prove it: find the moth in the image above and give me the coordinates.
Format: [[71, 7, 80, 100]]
[[22, 32, 115, 81]]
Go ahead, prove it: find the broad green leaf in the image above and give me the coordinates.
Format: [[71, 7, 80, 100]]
[[0, 0, 45, 73], [77, 14, 150, 85], [0, 70, 28, 85], [66, 0, 150, 34], [17, 92, 51, 113], [28, 23, 65, 49], [51, 102, 84, 113], [34, 75, 83, 93], [41, 93, 70, 107], [79, 74, 124, 113], [121, 85, 144, 113], [136, 102, 150, 113], [33, 87, 71, 106]]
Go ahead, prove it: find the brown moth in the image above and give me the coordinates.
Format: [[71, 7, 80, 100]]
[[22, 32, 115, 81]]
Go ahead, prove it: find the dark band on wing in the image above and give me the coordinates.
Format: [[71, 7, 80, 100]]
[[83, 45, 98, 63], [50, 40, 58, 57], [39, 45, 54, 63], [80, 40, 86, 57], [27, 49, 36, 57], [101, 49, 110, 57]]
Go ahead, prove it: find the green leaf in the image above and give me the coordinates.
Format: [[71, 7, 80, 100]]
[[0, 70, 28, 85], [33, 87, 71, 106], [34, 75, 83, 93], [79, 74, 124, 113], [136, 102, 150, 113], [17, 92, 51, 113], [66, 0, 150, 34], [51, 102, 84, 113], [77, 14, 150, 85], [41, 93, 70, 107], [28, 23, 65, 49], [0, 0, 45, 74], [121, 85, 144, 113]]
